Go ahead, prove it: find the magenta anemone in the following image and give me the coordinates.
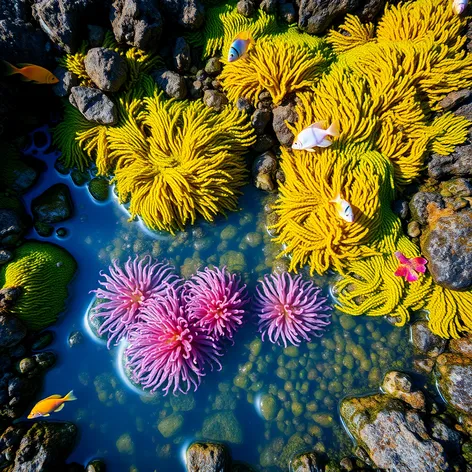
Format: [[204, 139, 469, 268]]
[[183, 266, 250, 340], [254, 272, 331, 347], [91, 256, 180, 347], [126, 290, 222, 395]]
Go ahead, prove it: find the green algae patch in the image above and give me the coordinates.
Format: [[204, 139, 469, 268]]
[[202, 410, 243, 444], [0, 241, 77, 330]]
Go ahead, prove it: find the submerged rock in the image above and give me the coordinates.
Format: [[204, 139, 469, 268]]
[[341, 394, 451, 471], [381, 371, 425, 411], [84, 48, 128, 93], [0, 197, 30, 247], [411, 321, 447, 358], [86, 459, 107, 472], [421, 208, 472, 290], [0, 314, 26, 350], [252, 151, 277, 192], [52, 66, 78, 98], [88, 178, 110, 202], [31, 183, 73, 225], [157, 413, 184, 438], [429, 144, 472, 180], [203, 90, 228, 112], [186, 442, 230, 472], [158, 0, 205, 29], [202, 411, 243, 444], [111, 0, 163, 50], [70, 86, 118, 125], [174, 37, 191, 72], [291, 452, 322, 472], [153, 69, 187, 100], [436, 353, 472, 416], [409, 191, 444, 225]]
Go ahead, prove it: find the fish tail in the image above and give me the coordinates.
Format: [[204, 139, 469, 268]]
[[3, 60, 20, 76], [64, 390, 77, 402], [329, 193, 341, 204], [326, 120, 340, 138], [247, 30, 256, 45]]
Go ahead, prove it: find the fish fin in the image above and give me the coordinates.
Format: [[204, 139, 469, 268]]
[[43, 413, 50, 417], [16, 63, 35, 68], [3, 60, 19, 76], [54, 403, 65, 412], [308, 121, 326, 130], [235, 30, 254, 43], [44, 394, 62, 400], [18, 75, 32, 82], [64, 390, 77, 402], [317, 138, 333, 148], [305, 148, 316, 152], [394, 251, 410, 265], [326, 120, 340, 138], [329, 194, 341, 204]]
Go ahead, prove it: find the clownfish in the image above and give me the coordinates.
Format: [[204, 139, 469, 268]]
[[329, 194, 354, 223], [228, 31, 255, 62]]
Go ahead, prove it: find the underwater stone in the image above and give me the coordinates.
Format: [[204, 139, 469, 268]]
[[186, 442, 230, 472], [409, 191, 444, 225], [33, 352, 56, 370], [170, 392, 195, 411], [30, 331, 54, 351], [0, 197, 30, 247], [84, 47, 128, 93], [174, 37, 191, 72], [407, 221, 421, 238], [260, 394, 278, 420], [260, 0, 277, 14], [86, 459, 107, 472], [429, 144, 472, 180], [421, 208, 472, 290], [110, 0, 163, 51], [219, 250, 246, 272], [203, 90, 228, 112], [202, 411, 243, 444], [88, 178, 110, 202], [410, 321, 446, 358], [381, 371, 425, 411], [68, 331, 84, 348], [436, 353, 472, 416], [251, 133, 276, 153], [237, 0, 255, 17], [439, 89, 472, 112], [280, 3, 297, 23], [252, 151, 277, 192], [71, 169, 91, 187], [189, 80, 204, 99], [34, 222, 53, 237], [236, 97, 254, 114], [450, 333, 472, 358], [251, 109, 271, 135], [340, 394, 450, 471], [52, 66, 77, 97], [0, 249, 13, 265], [70, 87, 118, 125], [205, 57, 222, 77], [116, 433, 134, 454], [157, 413, 184, 438], [31, 183, 73, 225], [291, 452, 321, 472], [153, 69, 187, 100], [0, 314, 26, 350], [18, 358, 36, 375]]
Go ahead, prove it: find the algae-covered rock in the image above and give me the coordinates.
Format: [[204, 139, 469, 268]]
[[219, 251, 246, 273], [116, 433, 134, 454], [436, 353, 472, 415], [157, 413, 184, 438], [409, 191, 444, 225], [450, 334, 472, 358], [31, 183, 73, 224], [170, 392, 195, 412], [86, 459, 107, 472], [291, 451, 322, 472], [381, 371, 425, 411], [260, 394, 277, 421], [186, 442, 230, 472], [88, 178, 110, 202], [202, 411, 243, 444], [340, 394, 450, 471], [0, 241, 77, 330], [277, 433, 306, 470]]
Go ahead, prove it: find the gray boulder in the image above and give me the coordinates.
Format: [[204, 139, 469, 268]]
[[186, 442, 230, 472], [253, 151, 277, 192], [429, 145, 472, 180], [31, 183, 73, 225], [153, 69, 187, 99], [84, 47, 128, 92], [52, 66, 78, 97], [158, 0, 205, 29], [272, 99, 298, 146], [409, 191, 444, 225], [110, 0, 163, 51], [70, 86, 118, 125], [174, 37, 191, 72], [421, 208, 472, 290], [411, 321, 447, 358], [203, 90, 228, 112]]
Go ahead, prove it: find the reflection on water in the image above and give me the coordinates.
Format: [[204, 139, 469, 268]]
[[20, 145, 412, 471]]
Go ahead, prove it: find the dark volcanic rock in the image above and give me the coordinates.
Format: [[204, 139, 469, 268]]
[[174, 37, 191, 72], [0, 250, 12, 265], [280, 3, 297, 23], [110, 0, 163, 51], [0, 314, 26, 350], [409, 191, 444, 225], [158, 0, 204, 29], [32, 0, 98, 53], [52, 66, 78, 98], [0, 198, 30, 247], [251, 109, 271, 135], [251, 133, 276, 153], [153, 69, 187, 99], [84, 47, 128, 92], [253, 151, 277, 192], [260, 0, 277, 14], [341, 394, 451, 471], [421, 208, 472, 290], [436, 353, 472, 416], [272, 99, 298, 146], [0, 422, 77, 471], [411, 321, 447, 358], [186, 442, 230, 472], [429, 145, 472, 180], [31, 183, 73, 225], [70, 86, 118, 125]]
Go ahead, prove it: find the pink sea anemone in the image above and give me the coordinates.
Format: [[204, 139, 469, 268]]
[[254, 272, 331, 347], [126, 290, 222, 395], [91, 256, 180, 347], [183, 266, 250, 340]]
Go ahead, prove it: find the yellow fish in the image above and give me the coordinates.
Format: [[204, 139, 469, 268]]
[[228, 31, 255, 62], [329, 193, 354, 223], [3, 61, 59, 84], [27, 390, 77, 419]]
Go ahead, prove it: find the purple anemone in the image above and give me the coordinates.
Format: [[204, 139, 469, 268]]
[[126, 289, 222, 395], [183, 266, 250, 340], [254, 272, 331, 347], [91, 256, 180, 347]]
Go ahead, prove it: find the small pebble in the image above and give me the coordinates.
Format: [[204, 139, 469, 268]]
[[407, 221, 421, 238], [69, 331, 84, 348]]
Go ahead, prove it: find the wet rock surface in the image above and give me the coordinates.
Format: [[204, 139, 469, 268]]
[[70, 86, 118, 125], [450, 334, 472, 358], [436, 353, 472, 415], [291, 452, 322, 472], [158, 0, 205, 29], [110, 0, 163, 51], [84, 47, 128, 93], [0, 198, 30, 247], [411, 321, 447, 357], [421, 208, 472, 290], [52, 66, 78, 98], [186, 442, 230, 472], [409, 191, 444, 225], [341, 394, 452, 471], [153, 69, 187, 100], [382, 371, 426, 411], [0, 422, 77, 471], [31, 183, 73, 225], [0, 314, 26, 350], [253, 152, 277, 192], [429, 145, 472, 180]]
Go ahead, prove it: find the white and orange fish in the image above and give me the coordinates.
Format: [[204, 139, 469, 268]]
[[452, 0, 468, 15], [394, 252, 427, 283], [27, 390, 77, 419], [329, 194, 354, 223], [228, 31, 255, 62], [3, 61, 59, 84], [291, 121, 340, 151]]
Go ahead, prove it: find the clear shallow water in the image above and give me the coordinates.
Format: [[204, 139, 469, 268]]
[[18, 130, 413, 471]]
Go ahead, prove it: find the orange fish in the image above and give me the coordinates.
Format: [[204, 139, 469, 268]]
[[3, 61, 59, 84], [27, 390, 77, 419]]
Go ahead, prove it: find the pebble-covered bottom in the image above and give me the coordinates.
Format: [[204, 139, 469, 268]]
[[27, 146, 412, 471]]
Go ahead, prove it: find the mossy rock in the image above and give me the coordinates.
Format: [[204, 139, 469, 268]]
[[202, 410, 243, 444], [0, 241, 77, 330], [88, 178, 110, 202], [157, 413, 184, 438]]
